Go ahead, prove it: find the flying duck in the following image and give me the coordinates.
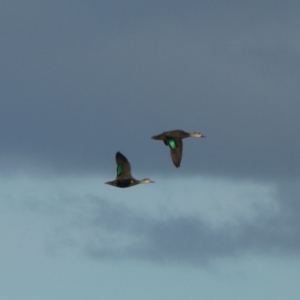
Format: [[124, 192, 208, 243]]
[[105, 152, 155, 188], [151, 129, 205, 168]]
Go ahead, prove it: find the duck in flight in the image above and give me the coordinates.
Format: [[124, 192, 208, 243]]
[[151, 129, 205, 168], [105, 152, 155, 188]]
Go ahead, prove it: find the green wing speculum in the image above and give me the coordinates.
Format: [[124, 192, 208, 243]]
[[117, 164, 123, 176], [167, 138, 177, 150]]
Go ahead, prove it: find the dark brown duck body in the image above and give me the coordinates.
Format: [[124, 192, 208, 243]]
[[152, 129, 205, 168], [112, 178, 141, 188], [105, 152, 154, 188]]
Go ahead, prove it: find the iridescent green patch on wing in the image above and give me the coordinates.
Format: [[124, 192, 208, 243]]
[[117, 164, 123, 176], [167, 138, 177, 150]]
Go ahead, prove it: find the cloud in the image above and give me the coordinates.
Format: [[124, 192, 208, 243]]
[[5, 173, 298, 266], [50, 179, 299, 266]]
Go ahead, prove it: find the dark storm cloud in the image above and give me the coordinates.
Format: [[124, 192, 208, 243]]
[[1, 0, 299, 179], [82, 181, 300, 265]]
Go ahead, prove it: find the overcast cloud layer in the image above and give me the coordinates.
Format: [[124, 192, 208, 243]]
[[1, 0, 299, 180], [16, 176, 296, 266]]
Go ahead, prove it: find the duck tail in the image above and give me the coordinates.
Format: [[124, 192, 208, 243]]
[[151, 133, 164, 140]]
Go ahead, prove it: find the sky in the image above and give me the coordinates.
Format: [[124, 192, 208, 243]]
[[1, 0, 300, 299]]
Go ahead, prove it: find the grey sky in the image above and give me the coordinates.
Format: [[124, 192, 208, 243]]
[[1, 0, 299, 180]]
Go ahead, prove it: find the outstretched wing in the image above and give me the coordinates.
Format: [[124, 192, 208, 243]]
[[167, 138, 183, 168], [115, 152, 132, 179]]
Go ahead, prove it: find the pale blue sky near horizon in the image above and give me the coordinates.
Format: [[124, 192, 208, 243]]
[[1, 0, 300, 299]]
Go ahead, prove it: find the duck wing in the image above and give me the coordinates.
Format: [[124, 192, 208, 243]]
[[169, 138, 183, 168], [115, 152, 132, 179]]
